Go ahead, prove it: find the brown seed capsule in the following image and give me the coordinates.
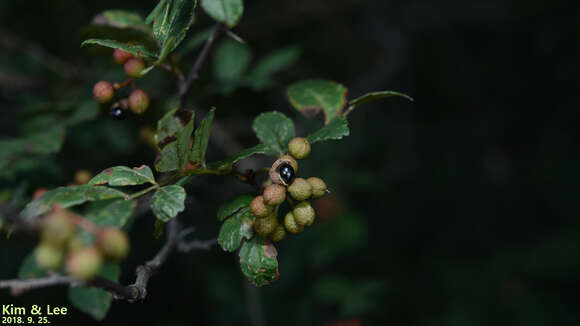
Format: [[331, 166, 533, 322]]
[[93, 81, 114, 103], [250, 196, 272, 219], [66, 247, 103, 281], [288, 137, 311, 159], [124, 58, 145, 78], [40, 210, 75, 247], [288, 178, 313, 201], [263, 184, 286, 205], [293, 201, 315, 226], [283, 211, 303, 234], [269, 155, 298, 186], [269, 225, 286, 242], [128, 89, 150, 114], [307, 177, 327, 198], [98, 228, 130, 261], [74, 169, 92, 185], [35, 243, 64, 271], [113, 48, 133, 64], [254, 214, 279, 237]]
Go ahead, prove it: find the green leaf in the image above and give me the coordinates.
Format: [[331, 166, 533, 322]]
[[213, 39, 251, 95], [287, 79, 348, 124], [146, 0, 168, 24], [154, 109, 195, 172], [21, 185, 127, 220], [96, 10, 149, 31], [201, 0, 243, 27], [153, 0, 197, 62], [239, 236, 279, 287], [252, 111, 295, 156], [18, 252, 47, 279], [154, 219, 165, 239], [246, 46, 301, 91], [348, 90, 414, 107], [207, 144, 268, 170], [218, 207, 254, 252], [68, 263, 120, 321], [81, 38, 158, 59], [190, 108, 216, 167], [151, 185, 186, 222], [217, 193, 254, 221], [306, 115, 350, 144], [89, 165, 156, 186], [85, 199, 137, 229]]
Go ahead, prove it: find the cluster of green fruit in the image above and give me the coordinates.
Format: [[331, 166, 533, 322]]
[[34, 207, 129, 281], [92, 49, 150, 119], [250, 137, 328, 242]]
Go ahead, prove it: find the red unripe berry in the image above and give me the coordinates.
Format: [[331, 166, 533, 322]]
[[93, 81, 114, 103], [124, 58, 145, 78], [128, 89, 150, 114], [113, 48, 133, 64]]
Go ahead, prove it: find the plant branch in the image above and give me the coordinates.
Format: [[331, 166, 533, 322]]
[[179, 23, 224, 108]]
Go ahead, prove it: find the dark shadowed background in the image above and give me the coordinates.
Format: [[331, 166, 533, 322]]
[[1, 0, 579, 325]]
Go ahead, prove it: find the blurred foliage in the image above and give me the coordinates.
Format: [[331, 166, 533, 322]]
[[1, 0, 579, 325]]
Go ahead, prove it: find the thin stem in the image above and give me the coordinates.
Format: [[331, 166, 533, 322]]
[[128, 184, 159, 200], [179, 23, 224, 108]]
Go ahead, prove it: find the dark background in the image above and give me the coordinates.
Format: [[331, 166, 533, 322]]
[[1, 0, 580, 325]]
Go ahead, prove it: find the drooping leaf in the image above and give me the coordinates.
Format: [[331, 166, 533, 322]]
[[94, 10, 149, 31], [213, 39, 251, 95], [252, 111, 295, 156], [348, 90, 414, 107], [18, 252, 47, 279], [218, 207, 254, 252], [81, 38, 158, 59], [207, 144, 268, 170], [153, 219, 165, 239], [190, 108, 216, 167], [287, 79, 348, 124], [85, 199, 137, 229], [153, 0, 197, 62], [68, 263, 120, 321], [239, 236, 279, 287], [21, 185, 127, 220], [151, 185, 186, 222], [89, 165, 156, 186], [201, 0, 243, 27], [154, 109, 195, 172], [246, 46, 301, 91], [306, 115, 350, 144], [217, 193, 254, 221]]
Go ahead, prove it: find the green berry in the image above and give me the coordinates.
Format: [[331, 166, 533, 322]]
[[250, 196, 272, 219], [307, 177, 327, 198], [293, 201, 315, 226], [269, 225, 286, 242], [113, 48, 132, 64], [40, 211, 75, 247], [66, 247, 103, 281], [98, 228, 129, 261], [35, 243, 64, 270], [124, 58, 145, 78], [283, 212, 303, 234], [288, 137, 311, 159], [254, 214, 278, 237], [263, 184, 286, 206], [288, 178, 313, 201], [128, 89, 150, 114], [92, 81, 114, 103]]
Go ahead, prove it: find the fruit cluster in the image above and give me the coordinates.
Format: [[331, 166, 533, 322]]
[[250, 137, 328, 242], [34, 207, 129, 281], [92, 49, 150, 119]]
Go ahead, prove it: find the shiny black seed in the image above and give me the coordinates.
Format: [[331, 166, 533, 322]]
[[109, 107, 126, 120], [279, 163, 295, 184]]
